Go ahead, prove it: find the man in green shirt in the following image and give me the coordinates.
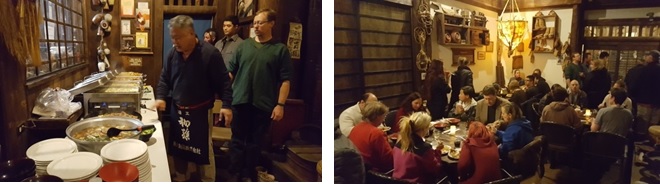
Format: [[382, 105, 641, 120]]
[[227, 9, 293, 182], [564, 53, 582, 88]]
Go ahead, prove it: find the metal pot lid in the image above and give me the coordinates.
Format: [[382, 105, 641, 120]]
[[68, 71, 115, 96]]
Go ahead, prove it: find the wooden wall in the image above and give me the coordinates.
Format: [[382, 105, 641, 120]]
[[334, 0, 415, 117], [1, 0, 92, 160], [86, 1, 161, 88]]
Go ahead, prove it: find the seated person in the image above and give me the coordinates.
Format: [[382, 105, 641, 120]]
[[598, 79, 633, 111], [495, 103, 534, 159], [458, 122, 502, 184], [339, 93, 378, 137], [507, 80, 527, 106], [448, 86, 478, 122], [392, 112, 443, 184], [539, 84, 564, 110], [534, 73, 551, 98], [568, 80, 588, 108], [393, 92, 428, 133], [334, 120, 365, 183], [475, 85, 511, 125], [540, 87, 582, 129], [348, 101, 393, 172], [524, 75, 539, 99], [509, 69, 525, 87], [591, 88, 634, 137]]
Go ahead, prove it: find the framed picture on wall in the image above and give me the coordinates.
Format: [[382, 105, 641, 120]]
[[477, 51, 485, 60], [236, 0, 256, 23], [451, 48, 475, 66], [486, 41, 494, 52]]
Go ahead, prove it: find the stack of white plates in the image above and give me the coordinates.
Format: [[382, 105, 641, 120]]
[[26, 138, 78, 176], [100, 139, 152, 182], [46, 152, 103, 181]]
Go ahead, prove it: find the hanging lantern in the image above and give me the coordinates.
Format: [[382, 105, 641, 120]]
[[497, 0, 528, 57]]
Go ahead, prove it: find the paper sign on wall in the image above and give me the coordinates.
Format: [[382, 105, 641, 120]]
[[129, 57, 142, 66], [287, 23, 303, 59], [135, 32, 148, 48]]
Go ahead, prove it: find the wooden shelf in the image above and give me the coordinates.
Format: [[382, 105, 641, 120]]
[[436, 11, 490, 47], [119, 51, 154, 55]]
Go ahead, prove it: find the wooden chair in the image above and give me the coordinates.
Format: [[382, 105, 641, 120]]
[[384, 110, 398, 129], [581, 132, 627, 183], [506, 136, 544, 179], [365, 170, 415, 184], [484, 168, 523, 184], [539, 122, 577, 171]]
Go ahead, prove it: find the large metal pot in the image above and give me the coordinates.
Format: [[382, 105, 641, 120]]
[[66, 117, 143, 154]]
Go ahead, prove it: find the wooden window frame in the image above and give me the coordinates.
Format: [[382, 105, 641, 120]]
[[27, 0, 87, 81]]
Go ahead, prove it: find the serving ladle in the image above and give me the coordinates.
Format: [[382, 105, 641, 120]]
[[107, 124, 155, 138]]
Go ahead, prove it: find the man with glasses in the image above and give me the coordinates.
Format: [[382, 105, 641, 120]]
[[227, 9, 293, 182], [153, 15, 233, 182]]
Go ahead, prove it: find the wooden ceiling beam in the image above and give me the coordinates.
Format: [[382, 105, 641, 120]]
[[584, 0, 660, 10]]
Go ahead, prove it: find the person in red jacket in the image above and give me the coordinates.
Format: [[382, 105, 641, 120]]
[[348, 101, 393, 173], [393, 92, 428, 133], [392, 112, 444, 183], [458, 122, 502, 184]]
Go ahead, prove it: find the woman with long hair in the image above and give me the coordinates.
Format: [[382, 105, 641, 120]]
[[392, 112, 443, 183], [584, 59, 612, 109], [393, 92, 428, 133], [424, 60, 451, 120], [458, 122, 502, 184]]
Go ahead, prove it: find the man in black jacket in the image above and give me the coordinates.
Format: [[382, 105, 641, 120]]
[[629, 50, 660, 136], [448, 58, 473, 115]]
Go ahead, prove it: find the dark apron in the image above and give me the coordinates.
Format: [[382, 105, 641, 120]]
[[168, 101, 211, 164]]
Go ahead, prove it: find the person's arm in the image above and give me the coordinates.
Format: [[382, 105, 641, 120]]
[[498, 127, 517, 158], [599, 94, 610, 109], [271, 46, 294, 121], [208, 48, 234, 126], [338, 112, 356, 137], [457, 143, 473, 180], [374, 132, 394, 171], [154, 50, 174, 110], [580, 92, 589, 108], [591, 108, 604, 132], [421, 149, 443, 178]]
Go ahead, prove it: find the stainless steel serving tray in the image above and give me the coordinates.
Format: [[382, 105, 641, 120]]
[[68, 72, 115, 96]]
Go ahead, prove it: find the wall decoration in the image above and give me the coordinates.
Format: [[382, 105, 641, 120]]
[[477, 51, 485, 60], [236, 0, 256, 22], [121, 36, 134, 51], [384, 0, 412, 6], [451, 48, 475, 66], [287, 23, 303, 59], [486, 41, 494, 52], [120, 0, 134, 17], [128, 57, 142, 66], [135, 32, 148, 48], [135, 3, 150, 30], [121, 20, 131, 35]]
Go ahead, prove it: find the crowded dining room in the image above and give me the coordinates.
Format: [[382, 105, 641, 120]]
[[334, 0, 660, 183], [0, 0, 322, 182]]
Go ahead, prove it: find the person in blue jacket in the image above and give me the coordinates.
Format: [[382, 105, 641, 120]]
[[496, 103, 534, 159]]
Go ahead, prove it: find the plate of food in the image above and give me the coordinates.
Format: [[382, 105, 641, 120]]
[[379, 126, 391, 132], [388, 133, 399, 140], [448, 149, 461, 160], [440, 145, 452, 155], [433, 122, 449, 129], [446, 118, 460, 124]]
